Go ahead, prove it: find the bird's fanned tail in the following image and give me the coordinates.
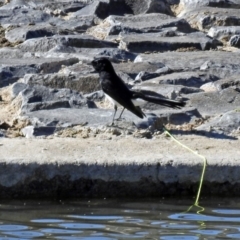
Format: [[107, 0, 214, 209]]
[[132, 92, 185, 109]]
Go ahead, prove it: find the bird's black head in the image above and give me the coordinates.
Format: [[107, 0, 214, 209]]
[[91, 57, 114, 73]]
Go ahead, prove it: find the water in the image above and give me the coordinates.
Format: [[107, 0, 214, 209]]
[[0, 198, 240, 239]]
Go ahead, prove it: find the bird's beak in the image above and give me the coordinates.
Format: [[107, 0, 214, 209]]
[[91, 59, 100, 72]]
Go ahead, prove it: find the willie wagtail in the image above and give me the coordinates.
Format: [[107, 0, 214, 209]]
[[91, 57, 185, 123]]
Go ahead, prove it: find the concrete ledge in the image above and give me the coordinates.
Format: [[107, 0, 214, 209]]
[[0, 135, 239, 198]]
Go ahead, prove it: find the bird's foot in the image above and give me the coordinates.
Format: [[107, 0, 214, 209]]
[[115, 117, 125, 122]]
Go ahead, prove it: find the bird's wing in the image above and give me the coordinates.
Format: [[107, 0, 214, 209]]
[[101, 75, 145, 118]]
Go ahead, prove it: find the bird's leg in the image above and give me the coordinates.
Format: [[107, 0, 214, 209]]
[[111, 104, 118, 125], [116, 107, 125, 121]]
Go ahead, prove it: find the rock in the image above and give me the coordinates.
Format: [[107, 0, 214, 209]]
[[38, 1, 88, 14], [134, 64, 172, 83], [0, 0, 32, 9], [200, 82, 220, 92], [199, 59, 240, 79], [188, 88, 240, 116], [22, 105, 202, 137], [36, 46, 137, 63], [21, 125, 57, 138], [113, 61, 168, 79], [205, 75, 240, 91], [208, 26, 240, 41], [0, 65, 37, 87], [11, 82, 28, 99], [0, 129, 5, 137], [52, 16, 97, 33], [134, 82, 202, 101], [0, 57, 79, 87], [88, 13, 192, 39], [20, 85, 92, 114], [135, 71, 163, 82], [70, 47, 137, 63], [84, 90, 105, 102], [179, 0, 240, 12], [125, 0, 172, 15], [24, 108, 120, 128], [196, 110, 240, 135], [119, 32, 221, 53], [179, 7, 240, 31], [229, 35, 240, 47], [201, 75, 240, 92], [90, 48, 137, 63], [119, 26, 187, 39], [0, 8, 52, 28], [24, 72, 100, 94], [147, 71, 219, 88], [150, 107, 202, 125], [0, 47, 26, 59], [5, 24, 58, 43], [0, 0, 239, 141], [18, 35, 117, 52], [70, 0, 145, 19], [134, 51, 240, 79], [70, 0, 109, 19]]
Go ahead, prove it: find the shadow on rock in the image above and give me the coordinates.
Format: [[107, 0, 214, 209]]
[[167, 129, 238, 140]]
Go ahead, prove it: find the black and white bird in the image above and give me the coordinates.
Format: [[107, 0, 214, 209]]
[[91, 57, 185, 123]]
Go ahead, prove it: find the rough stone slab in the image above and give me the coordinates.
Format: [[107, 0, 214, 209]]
[[24, 72, 100, 94], [113, 61, 167, 79], [196, 110, 240, 134], [35, 0, 88, 13], [25, 49, 134, 65], [11, 82, 27, 99], [0, 136, 239, 198], [124, 0, 172, 15], [134, 51, 240, 78], [40, 47, 137, 63], [5, 24, 58, 43], [0, 8, 52, 28], [148, 107, 202, 125], [0, 57, 78, 87], [18, 35, 117, 53], [22, 105, 201, 130], [0, 57, 77, 69], [0, 65, 38, 87], [119, 32, 220, 52], [203, 75, 240, 91], [0, 0, 34, 9], [0, 47, 26, 59], [70, 0, 109, 19], [88, 13, 192, 39], [146, 71, 219, 88], [20, 85, 90, 114], [53, 16, 97, 33], [187, 88, 240, 116], [179, 0, 240, 12], [179, 7, 240, 31], [24, 108, 131, 127], [208, 26, 240, 41], [71, 0, 173, 19], [108, 13, 191, 33]]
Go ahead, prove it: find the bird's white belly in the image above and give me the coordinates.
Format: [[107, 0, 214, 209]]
[[105, 94, 120, 106], [105, 93, 145, 107]]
